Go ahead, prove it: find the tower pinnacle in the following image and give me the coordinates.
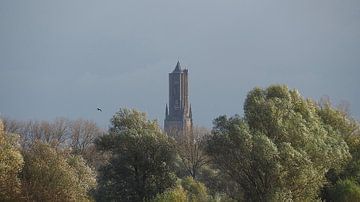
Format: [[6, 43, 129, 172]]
[[174, 61, 181, 72], [189, 104, 192, 118], [165, 104, 169, 117]]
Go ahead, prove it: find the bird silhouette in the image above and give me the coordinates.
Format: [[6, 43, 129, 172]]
[[97, 107, 102, 112]]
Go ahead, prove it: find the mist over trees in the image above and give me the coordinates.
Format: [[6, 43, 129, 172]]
[[1, 84, 360, 201]]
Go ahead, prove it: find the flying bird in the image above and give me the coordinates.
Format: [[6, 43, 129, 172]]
[[97, 107, 102, 112]]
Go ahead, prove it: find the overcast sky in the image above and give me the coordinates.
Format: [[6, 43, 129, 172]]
[[0, 0, 359, 128]]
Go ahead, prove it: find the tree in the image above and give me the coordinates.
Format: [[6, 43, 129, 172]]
[[95, 108, 177, 201], [69, 119, 104, 167], [2, 118, 70, 149], [21, 142, 96, 201], [2, 117, 105, 167], [317, 98, 360, 159], [0, 120, 24, 201], [197, 165, 243, 201], [328, 179, 360, 202], [152, 177, 213, 202], [206, 85, 350, 201], [152, 185, 188, 202], [317, 98, 360, 201], [175, 126, 209, 179], [1, 117, 23, 135], [181, 177, 209, 202]]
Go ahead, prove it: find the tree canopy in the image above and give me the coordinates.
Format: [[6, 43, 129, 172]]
[[21, 142, 96, 201], [206, 85, 351, 201], [95, 108, 177, 202]]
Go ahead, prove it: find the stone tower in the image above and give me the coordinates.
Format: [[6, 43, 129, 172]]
[[164, 61, 192, 137]]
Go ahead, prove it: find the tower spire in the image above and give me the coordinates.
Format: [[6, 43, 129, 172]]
[[174, 61, 181, 72]]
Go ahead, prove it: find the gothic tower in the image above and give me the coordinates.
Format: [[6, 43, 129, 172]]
[[164, 61, 192, 137]]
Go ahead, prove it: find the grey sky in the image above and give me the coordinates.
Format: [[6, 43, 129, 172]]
[[1, 0, 359, 128]]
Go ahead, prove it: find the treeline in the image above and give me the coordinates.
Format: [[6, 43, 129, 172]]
[[0, 118, 103, 201], [1, 85, 360, 201]]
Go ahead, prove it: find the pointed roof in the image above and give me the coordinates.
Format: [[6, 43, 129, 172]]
[[173, 61, 181, 72]]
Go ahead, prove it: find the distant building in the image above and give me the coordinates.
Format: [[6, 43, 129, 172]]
[[164, 61, 192, 137]]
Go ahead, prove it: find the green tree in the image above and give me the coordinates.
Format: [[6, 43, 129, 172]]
[[181, 177, 209, 202], [152, 185, 188, 202], [152, 177, 215, 202], [0, 120, 24, 201], [206, 85, 350, 201], [95, 108, 177, 202], [197, 165, 243, 201], [21, 142, 96, 202], [317, 98, 360, 159], [328, 179, 360, 202], [317, 98, 360, 200]]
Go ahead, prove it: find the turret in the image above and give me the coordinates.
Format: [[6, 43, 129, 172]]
[[189, 104, 192, 118]]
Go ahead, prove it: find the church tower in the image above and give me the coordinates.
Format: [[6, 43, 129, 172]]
[[164, 61, 192, 137]]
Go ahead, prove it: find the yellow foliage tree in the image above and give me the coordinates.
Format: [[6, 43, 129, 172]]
[[0, 120, 24, 201]]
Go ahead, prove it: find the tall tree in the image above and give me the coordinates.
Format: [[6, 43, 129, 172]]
[[206, 85, 350, 201], [175, 126, 209, 179], [69, 119, 104, 167], [95, 108, 177, 202]]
